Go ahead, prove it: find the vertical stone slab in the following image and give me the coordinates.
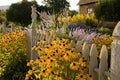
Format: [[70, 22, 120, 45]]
[[82, 43, 90, 61], [31, 5, 38, 60], [1, 22, 6, 34], [99, 45, 108, 80], [89, 44, 98, 80], [75, 41, 82, 53], [25, 29, 32, 60], [70, 40, 76, 48], [111, 22, 120, 80]]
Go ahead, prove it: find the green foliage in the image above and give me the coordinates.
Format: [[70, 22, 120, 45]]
[[85, 18, 98, 27], [6, 0, 38, 26], [59, 13, 98, 27], [56, 33, 75, 41], [95, 0, 120, 21], [0, 10, 6, 23], [0, 24, 2, 34], [38, 5, 51, 12], [97, 27, 113, 35], [0, 31, 28, 80], [68, 10, 78, 16], [43, 0, 70, 14]]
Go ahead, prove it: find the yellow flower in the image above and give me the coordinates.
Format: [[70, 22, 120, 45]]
[[62, 17, 66, 22], [72, 15, 77, 23], [67, 16, 71, 22], [27, 60, 34, 66], [76, 74, 86, 80], [87, 74, 93, 80], [35, 59, 39, 64], [27, 70, 33, 76], [86, 14, 90, 19], [32, 67, 36, 70], [26, 38, 93, 80], [70, 62, 79, 70], [40, 69, 47, 77], [32, 46, 36, 50], [80, 58, 87, 67], [63, 54, 69, 61], [47, 65, 54, 71], [56, 75, 63, 80], [25, 76, 29, 80], [80, 67, 88, 73]]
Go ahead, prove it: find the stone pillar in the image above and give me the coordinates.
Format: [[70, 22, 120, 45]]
[[1, 22, 6, 34], [31, 5, 38, 60], [31, 5, 37, 29], [110, 22, 120, 80]]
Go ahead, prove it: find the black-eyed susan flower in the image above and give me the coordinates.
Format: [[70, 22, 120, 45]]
[[76, 74, 86, 80], [87, 74, 93, 80], [70, 62, 79, 70], [56, 75, 63, 80], [40, 69, 47, 77], [25, 38, 92, 80], [27, 70, 33, 76]]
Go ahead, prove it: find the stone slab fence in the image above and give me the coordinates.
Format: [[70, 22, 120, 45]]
[[80, 21, 120, 80]]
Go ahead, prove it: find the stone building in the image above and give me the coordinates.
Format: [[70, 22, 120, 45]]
[[78, 0, 99, 14]]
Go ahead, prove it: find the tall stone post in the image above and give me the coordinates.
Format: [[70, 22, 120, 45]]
[[1, 22, 6, 34], [31, 5, 38, 60], [31, 5, 37, 29], [110, 22, 120, 80]]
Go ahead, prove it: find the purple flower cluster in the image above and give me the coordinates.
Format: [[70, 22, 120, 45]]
[[68, 21, 85, 29], [67, 21, 101, 43], [69, 28, 101, 43]]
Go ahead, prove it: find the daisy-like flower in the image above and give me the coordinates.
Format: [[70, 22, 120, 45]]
[[25, 38, 92, 80], [56, 75, 64, 80], [76, 74, 86, 80], [70, 62, 79, 70]]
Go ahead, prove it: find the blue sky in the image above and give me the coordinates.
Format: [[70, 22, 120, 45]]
[[0, 0, 79, 11]]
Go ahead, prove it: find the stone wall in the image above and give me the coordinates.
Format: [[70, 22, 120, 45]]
[[79, 2, 96, 14]]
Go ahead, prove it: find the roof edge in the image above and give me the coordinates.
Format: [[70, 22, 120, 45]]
[[78, 0, 98, 5]]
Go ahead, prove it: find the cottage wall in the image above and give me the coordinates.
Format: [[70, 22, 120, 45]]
[[79, 2, 96, 14]]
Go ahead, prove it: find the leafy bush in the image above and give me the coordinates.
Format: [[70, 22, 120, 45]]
[[95, 0, 120, 21], [97, 27, 113, 35], [6, 0, 38, 26], [25, 38, 92, 80], [58, 13, 98, 27], [0, 31, 28, 80], [93, 34, 114, 53], [68, 10, 78, 17]]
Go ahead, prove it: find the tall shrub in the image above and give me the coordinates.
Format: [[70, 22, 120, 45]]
[[0, 31, 28, 80], [95, 0, 120, 21]]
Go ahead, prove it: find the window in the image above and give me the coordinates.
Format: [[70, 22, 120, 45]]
[[88, 8, 93, 14]]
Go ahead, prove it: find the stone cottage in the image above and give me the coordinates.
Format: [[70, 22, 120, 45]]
[[78, 0, 99, 14]]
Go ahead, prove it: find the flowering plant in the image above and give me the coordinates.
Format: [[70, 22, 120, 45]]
[[69, 28, 100, 43], [0, 31, 28, 80], [58, 13, 98, 27], [25, 38, 92, 80], [93, 34, 114, 53]]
